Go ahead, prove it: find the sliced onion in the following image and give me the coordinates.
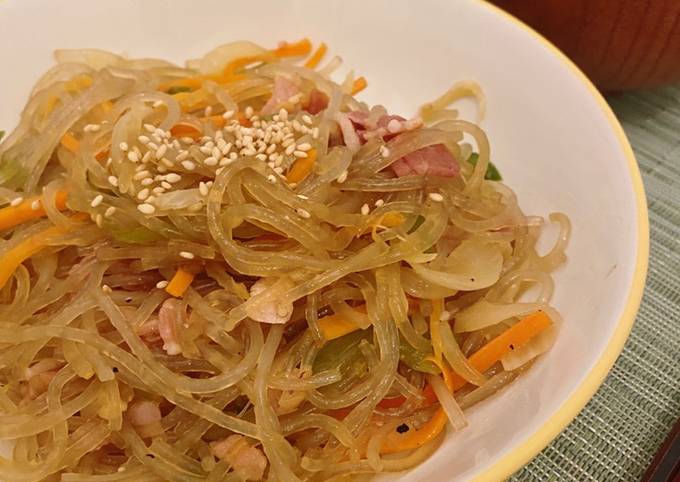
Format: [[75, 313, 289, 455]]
[[454, 300, 544, 333], [426, 374, 467, 431], [191, 41, 268, 74], [409, 239, 503, 291]]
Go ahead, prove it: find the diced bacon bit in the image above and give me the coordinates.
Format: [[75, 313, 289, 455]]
[[127, 400, 163, 438], [304, 88, 329, 115], [211, 435, 268, 481], [137, 317, 162, 345], [391, 144, 460, 178], [246, 277, 294, 324], [23, 359, 64, 400], [158, 298, 185, 356], [261, 76, 299, 116]]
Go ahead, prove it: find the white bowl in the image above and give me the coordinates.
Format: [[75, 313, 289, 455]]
[[0, 0, 648, 480]]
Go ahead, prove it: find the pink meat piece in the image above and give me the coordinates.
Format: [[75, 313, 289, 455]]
[[305, 88, 329, 115], [261, 76, 299, 115], [391, 144, 460, 177]]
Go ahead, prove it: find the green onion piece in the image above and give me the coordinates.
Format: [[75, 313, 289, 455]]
[[467, 152, 502, 181]]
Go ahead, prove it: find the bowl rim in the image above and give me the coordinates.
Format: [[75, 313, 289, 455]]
[[468, 2, 650, 481]]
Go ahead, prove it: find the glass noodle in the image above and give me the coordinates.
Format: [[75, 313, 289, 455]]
[[0, 39, 569, 481]]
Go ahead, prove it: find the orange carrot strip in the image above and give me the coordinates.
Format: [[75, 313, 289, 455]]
[[351, 76, 367, 95], [286, 149, 317, 183], [317, 304, 367, 340], [304, 43, 328, 69], [165, 267, 196, 297], [274, 38, 312, 58], [60, 133, 80, 153], [0, 214, 87, 290], [0, 191, 68, 231], [448, 310, 552, 390]]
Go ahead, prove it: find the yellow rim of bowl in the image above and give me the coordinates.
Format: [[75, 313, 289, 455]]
[[469, 2, 650, 481]]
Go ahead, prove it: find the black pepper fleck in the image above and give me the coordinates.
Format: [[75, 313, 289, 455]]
[[396, 423, 410, 434]]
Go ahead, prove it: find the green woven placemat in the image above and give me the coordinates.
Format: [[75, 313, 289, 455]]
[[511, 86, 680, 481]]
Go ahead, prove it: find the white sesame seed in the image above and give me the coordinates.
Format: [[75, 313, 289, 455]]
[[302, 114, 313, 125], [147, 142, 159, 151], [273, 166, 284, 175], [181, 137, 195, 144], [157, 166, 168, 173], [282, 138, 295, 148], [151, 134, 162, 144], [105, 158, 113, 167], [440, 310, 451, 321], [102, 284, 112, 294], [31, 200, 41, 210], [380, 145, 390, 158], [84, 123, 101, 132], [285, 144, 296, 156], [159, 181, 171, 190], [219, 158, 232, 167], [361, 203, 370, 215], [294, 150, 308, 158], [142, 151, 153, 163], [95, 214, 103, 227], [222, 110, 235, 119], [255, 153, 267, 161], [155, 144, 167, 160], [155, 280, 169, 289], [10, 197, 24, 207], [137, 188, 150, 200], [138, 135, 150, 144], [146, 195, 156, 203], [229, 152, 238, 160], [297, 142, 312, 151], [127, 151, 139, 162], [141, 178, 154, 186], [296, 208, 311, 219], [108, 176, 119, 187], [297, 194, 309, 200], [374, 199, 385, 208], [336, 170, 348, 183], [242, 148, 257, 156], [161, 158, 174, 168], [144, 124, 156, 133], [105, 206, 116, 217], [204, 106, 213, 117], [312, 127, 319, 139], [165, 173, 182, 183], [176, 151, 190, 162], [279, 108, 288, 121], [133, 170, 151, 181], [292, 120, 302, 132], [179, 251, 195, 259], [199, 145, 212, 155], [288, 94, 302, 103], [137, 203, 155, 214], [181, 160, 196, 171], [245, 106, 254, 118], [428, 192, 444, 202], [119, 142, 129, 151], [172, 139, 181, 150], [267, 174, 277, 184], [153, 100, 164, 108], [221, 143, 233, 156], [91, 194, 104, 208], [152, 187, 165, 195]]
